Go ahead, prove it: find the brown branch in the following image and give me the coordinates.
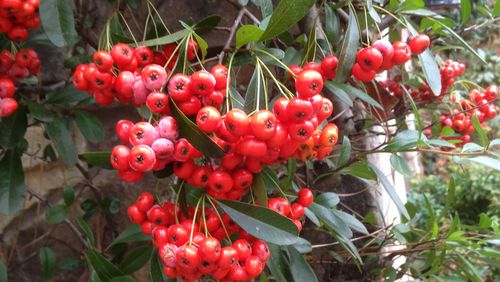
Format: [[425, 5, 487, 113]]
[[218, 9, 246, 64]]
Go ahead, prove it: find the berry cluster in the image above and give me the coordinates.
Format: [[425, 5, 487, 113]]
[[409, 59, 466, 102], [127, 192, 271, 282], [0, 49, 41, 117], [72, 40, 199, 106], [0, 0, 40, 41], [424, 85, 498, 146], [267, 187, 314, 232], [351, 34, 430, 83]]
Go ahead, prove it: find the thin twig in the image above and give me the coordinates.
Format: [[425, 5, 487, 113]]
[[26, 188, 88, 248], [218, 9, 246, 64]]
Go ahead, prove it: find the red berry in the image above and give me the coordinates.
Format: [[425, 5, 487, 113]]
[[210, 64, 230, 90], [176, 245, 200, 270], [250, 110, 277, 141], [233, 239, 252, 262], [208, 170, 234, 193], [295, 70, 324, 98], [127, 204, 146, 224], [110, 145, 131, 171], [167, 73, 192, 102], [196, 106, 221, 133], [392, 41, 412, 65], [218, 246, 239, 269], [136, 192, 154, 212], [352, 63, 376, 83], [356, 47, 383, 71], [129, 145, 156, 172], [167, 224, 189, 246], [297, 188, 314, 207], [321, 55, 339, 80], [198, 237, 222, 263], [225, 109, 249, 137], [191, 70, 215, 96], [245, 255, 264, 278], [408, 34, 430, 55], [252, 241, 270, 262]]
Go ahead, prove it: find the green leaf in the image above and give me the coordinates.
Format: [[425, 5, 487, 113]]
[[267, 244, 289, 282], [134, 29, 188, 47], [193, 15, 221, 35], [457, 255, 483, 282], [253, 173, 269, 207], [367, 0, 381, 23], [461, 156, 500, 171], [285, 246, 318, 282], [0, 149, 25, 214], [119, 245, 153, 274], [236, 25, 264, 48], [243, 64, 266, 114], [428, 139, 455, 148], [39, 0, 76, 47], [462, 142, 483, 153], [398, 0, 425, 11], [324, 81, 354, 107], [309, 203, 352, 238], [442, 176, 455, 219], [169, 98, 224, 158], [390, 154, 413, 177], [385, 130, 419, 151], [39, 247, 56, 280], [336, 83, 383, 110], [87, 248, 126, 282], [338, 136, 351, 167], [324, 4, 340, 44], [460, 0, 472, 25], [0, 261, 7, 282], [472, 113, 488, 147], [25, 99, 56, 122], [80, 152, 113, 169], [0, 107, 28, 149], [77, 218, 95, 246], [150, 252, 168, 282], [339, 160, 377, 180], [75, 111, 104, 144], [45, 85, 91, 107], [261, 167, 281, 193], [369, 164, 410, 219], [405, 19, 442, 96], [45, 117, 78, 166], [335, 9, 360, 82], [494, 0, 500, 16], [259, 0, 316, 42], [191, 32, 208, 60], [215, 199, 299, 245], [45, 204, 68, 224], [332, 210, 369, 234], [430, 18, 487, 64], [315, 192, 339, 208], [57, 257, 83, 271], [110, 225, 150, 247]]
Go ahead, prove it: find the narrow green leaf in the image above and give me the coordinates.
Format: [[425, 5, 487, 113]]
[[402, 87, 423, 131], [192, 32, 208, 60], [309, 203, 352, 238], [253, 173, 269, 207], [119, 245, 153, 274], [267, 244, 289, 282], [338, 136, 351, 167], [0, 261, 7, 282], [428, 139, 455, 148], [369, 164, 410, 219], [324, 4, 340, 43], [398, 0, 425, 11], [385, 130, 419, 151], [45, 204, 68, 224], [75, 111, 104, 144], [150, 252, 168, 282], [45, 85, 91, 107], [243, 64, 266, 114], [457, 255, 483, 282], [193, 15, 221, 35], [80, 152, 113, 170], [494, 0, 500, 16], [367, 0, 381, 23], [255, 0, 273, 18], [0, 107, 28, 149], [405, 19, 442, 96], [169, 98, 224, 158], [236, 25, 264, 48], [337, 84, 383, 110], [77, 218, 95, 246], [216, 199, 299, 245], [285, 246, 318, 282], [324, 81, 354, 107], [335, 9, 360, 82], [261, 167, 281, 193], [390, 154, 413, 177], [39, 247, 56, 280], [339, 161, 377, 180], [45, 117, 78, 166], [0, 149, 25, 214], [472, 113, 488, 147], [460, 0, 472, 25], [315, 192, 339, 208], [430, 18, 487, 64], [332, 210, 369, 234], [259, 0, 316, 42], [461, 156, 500, 171], [134, 29, 188, 47], [110, 225, 150, 247], [40, 0, 76, 47], [87, 248, 126, 281], [442, 176, 455, 219], [57, 257, 83, 272], [25, 99, 56, 122]]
